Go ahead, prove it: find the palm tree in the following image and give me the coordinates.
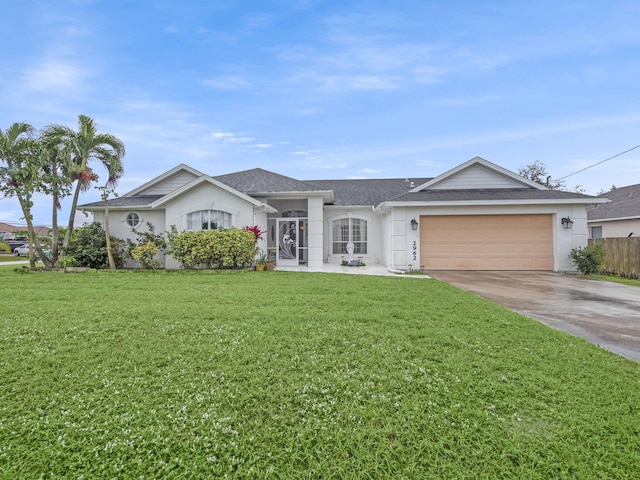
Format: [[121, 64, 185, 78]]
[[43, 115, 125, 252], [0, 122, 40, 267], [36, 137, 74, 267]]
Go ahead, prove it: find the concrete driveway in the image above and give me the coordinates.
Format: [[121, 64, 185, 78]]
[[427, 271, 640, 362]]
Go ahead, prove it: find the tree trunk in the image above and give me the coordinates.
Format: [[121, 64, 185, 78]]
[[104, 195, 116, 270], [47, 189, 59, 268], [62, 180, 83, 253], [15, 194, 38, 268]]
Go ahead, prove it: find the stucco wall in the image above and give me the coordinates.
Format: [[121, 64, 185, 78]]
[[90, 209, 166, 268], [323, 207, 382, 265], [394, 204, 589, 272], [163, 183, 262, 269], [307, 196, 324, 269], [589, 219, 640, 238], [90, 209, 166, 243]]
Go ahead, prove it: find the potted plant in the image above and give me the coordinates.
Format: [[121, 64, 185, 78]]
[[255, 251, 269, 271], [266, 251, 276, 270]]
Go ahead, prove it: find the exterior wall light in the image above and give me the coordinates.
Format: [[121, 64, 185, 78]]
[[561, 217, 574, 229], [411, 218, 419, 230]]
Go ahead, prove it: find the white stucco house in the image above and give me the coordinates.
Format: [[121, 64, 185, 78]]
[[81, 157, 608, 271]]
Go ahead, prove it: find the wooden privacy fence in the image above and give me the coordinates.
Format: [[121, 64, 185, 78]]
[[588, 237, 640, 278]]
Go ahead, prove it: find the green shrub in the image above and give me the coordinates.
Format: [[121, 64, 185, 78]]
[[131, 242, 159, 269], [58, 255, 77, 268], [169, 228, 256, 269], [0, 241, 10, 254], [65, 222, 127, 269], [127, 222, 166, 269], [569, 244, 607, 274]]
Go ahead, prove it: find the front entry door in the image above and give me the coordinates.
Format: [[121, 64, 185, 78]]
[[276, 219, 299, 267]]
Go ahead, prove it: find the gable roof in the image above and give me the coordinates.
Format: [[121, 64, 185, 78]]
[[410, 156, 546, 192], [80, 158, 607, 212], [123, 164, 204, 197], [150, 175, 273, 210], [380, 156, 606, 207], [588, 183, 640, 221]]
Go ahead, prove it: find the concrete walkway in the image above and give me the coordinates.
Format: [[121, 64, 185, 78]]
[[427, 271, 640, 362], [276, 263, 430, 278], [0, 259, 29, 266]]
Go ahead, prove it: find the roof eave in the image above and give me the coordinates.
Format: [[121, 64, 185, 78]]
[[257, 190, 334, 202], [380, 198, 611, 208], [588, 215, 640, 223]]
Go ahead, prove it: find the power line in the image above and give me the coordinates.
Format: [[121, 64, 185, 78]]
[[557, 143, 640, 181]]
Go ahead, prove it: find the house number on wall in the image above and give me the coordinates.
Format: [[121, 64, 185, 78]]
[[412, 241, 417, 261]]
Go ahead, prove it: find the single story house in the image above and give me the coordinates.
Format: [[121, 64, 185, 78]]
[[0, 222, 51, 237], [587, 183, 640, 238], [81, 157, 608, 271]]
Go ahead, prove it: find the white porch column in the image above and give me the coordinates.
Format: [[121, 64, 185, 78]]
[[307, 196, 324, 269], [390, 208, 409, 270]]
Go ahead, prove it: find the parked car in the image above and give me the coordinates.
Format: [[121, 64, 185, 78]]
[[13, 244, 51, 258], [13, 244, 30, 256]]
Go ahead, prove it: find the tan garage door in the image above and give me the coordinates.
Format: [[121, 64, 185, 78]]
[[420, 214, 553, 270]]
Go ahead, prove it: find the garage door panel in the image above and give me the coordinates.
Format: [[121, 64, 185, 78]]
[[420, 214, 553, 271]]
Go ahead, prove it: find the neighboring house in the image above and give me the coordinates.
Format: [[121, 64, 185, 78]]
[[0, 222, 50, 237], [80, 157, 608, 271], [587, 183, 640, 238]]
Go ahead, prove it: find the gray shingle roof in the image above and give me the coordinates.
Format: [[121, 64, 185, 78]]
[[81, 165, 604, 211], [391, 188, 598, 202], [81, 195, 164, 208], [214, 168, 326, 194], [306, 178, 432, 206], [588, 184, 640, 220]]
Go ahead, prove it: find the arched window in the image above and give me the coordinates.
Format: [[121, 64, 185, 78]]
[[332, 218, 367, 254], [186, 210, 232, 231]]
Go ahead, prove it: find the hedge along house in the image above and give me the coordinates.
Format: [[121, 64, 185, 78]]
[[81, 157, 608, 271]]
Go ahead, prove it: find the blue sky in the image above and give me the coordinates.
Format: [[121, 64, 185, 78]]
[[2, 0, 639, 226]]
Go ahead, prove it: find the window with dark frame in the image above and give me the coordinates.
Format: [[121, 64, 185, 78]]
[[590, 226, 603, 239], [126, 212, 141, 228]]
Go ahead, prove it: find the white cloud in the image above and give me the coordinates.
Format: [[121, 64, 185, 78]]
[[211, 132, 236, 139], [24, 59, 88, 92]]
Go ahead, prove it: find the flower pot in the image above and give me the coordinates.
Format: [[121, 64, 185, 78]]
[[255, 265, 265, 271]]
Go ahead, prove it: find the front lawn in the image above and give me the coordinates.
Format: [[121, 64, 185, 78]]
[[587, 273, 640, 287], [1, 268, 639, 478], [0, 254, 25, 263]]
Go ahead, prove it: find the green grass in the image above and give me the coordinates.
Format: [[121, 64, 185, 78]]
[[587, 274, 640, 287], [1, 268, 639, 479], [0, 255, 25, 263]]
